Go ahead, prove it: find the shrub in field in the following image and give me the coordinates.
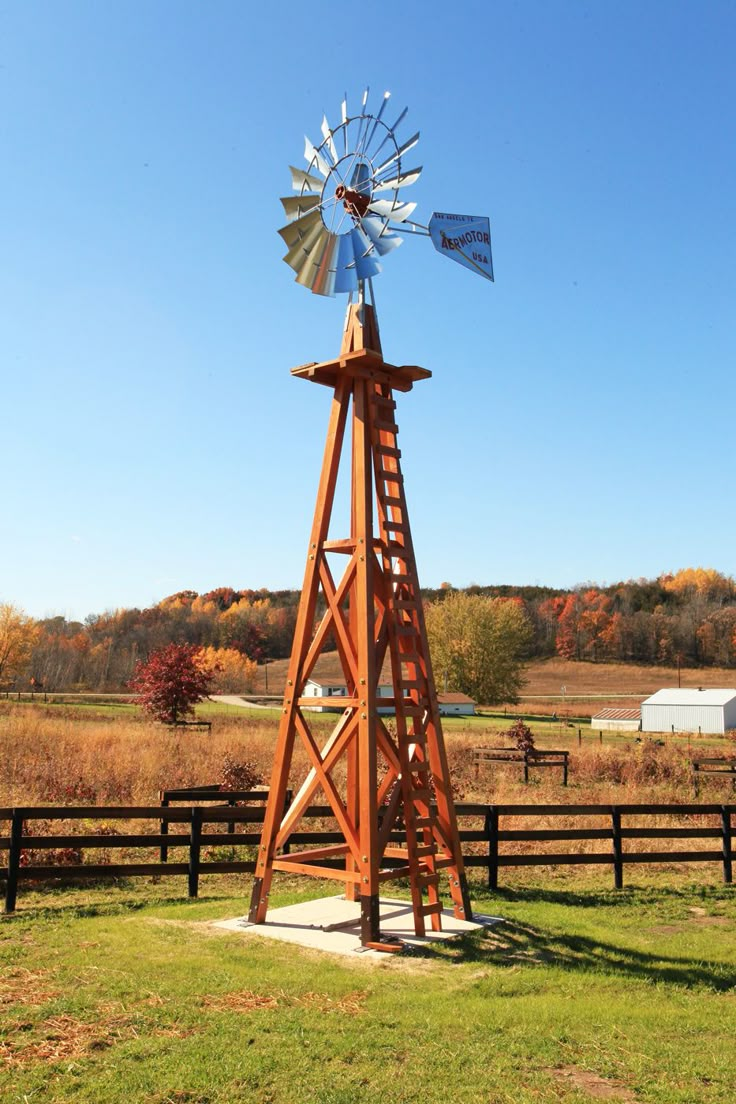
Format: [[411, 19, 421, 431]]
[[219, 752, 263, 791], [20, 820, 82, 868], [505, 718, 535, 753], [130, 644, 218, 724], [40, 776, 98, 804]]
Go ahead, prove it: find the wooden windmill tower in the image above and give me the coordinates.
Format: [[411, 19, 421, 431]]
[[249, 91, 493, 949]]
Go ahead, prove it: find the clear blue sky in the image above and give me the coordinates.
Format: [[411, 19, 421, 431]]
[[2, 1, 734, 622]]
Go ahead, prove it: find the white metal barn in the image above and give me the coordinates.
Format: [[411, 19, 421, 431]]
[[437, 692, 476, 717], [641, 688, 736, 734], [303, 679, 393, 714]]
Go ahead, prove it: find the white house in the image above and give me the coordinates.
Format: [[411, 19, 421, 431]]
[[303, 679, 394, 713], [640, 688, 736, 735], [590, 707, 641, 732], [437, 692, 476, 717]]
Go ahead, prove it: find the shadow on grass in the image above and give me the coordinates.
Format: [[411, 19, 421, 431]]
[[402, 889, 736, 991], [475, 883, 732, 910]]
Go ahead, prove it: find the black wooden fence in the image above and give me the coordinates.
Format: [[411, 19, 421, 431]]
[[1, 800, 734, 913]]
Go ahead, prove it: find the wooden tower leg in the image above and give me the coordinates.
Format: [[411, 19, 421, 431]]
[[249, 303, 471, 946]]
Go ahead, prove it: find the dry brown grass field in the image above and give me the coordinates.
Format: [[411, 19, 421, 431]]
[[2, 700, 735, 897], [1, 699, 731, 812]]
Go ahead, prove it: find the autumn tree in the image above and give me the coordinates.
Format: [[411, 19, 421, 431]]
[[200, 646, 257, 693], [130, 644, 217, 724], [425, 592, 532, 705], [0, 603, 38, 687]]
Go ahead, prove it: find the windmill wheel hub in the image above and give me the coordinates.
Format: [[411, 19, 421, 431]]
[[335, 184, 371, 219]]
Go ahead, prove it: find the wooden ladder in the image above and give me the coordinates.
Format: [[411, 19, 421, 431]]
[[369, 382, 470, 935]]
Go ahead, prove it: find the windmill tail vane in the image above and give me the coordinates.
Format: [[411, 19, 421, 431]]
[[278, 87, 495, 296]]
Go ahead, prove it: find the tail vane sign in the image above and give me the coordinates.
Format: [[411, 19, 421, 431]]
[[428, 213, 494, 282]]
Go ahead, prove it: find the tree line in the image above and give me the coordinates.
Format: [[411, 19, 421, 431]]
[[2, 568, 735, 695]]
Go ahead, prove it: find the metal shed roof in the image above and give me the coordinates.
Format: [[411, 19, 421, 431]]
[[591, 707, 642, 721], [642, 688, 736, 707]]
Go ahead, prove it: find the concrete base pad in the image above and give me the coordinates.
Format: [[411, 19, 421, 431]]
[[214, 896, 502, 960]]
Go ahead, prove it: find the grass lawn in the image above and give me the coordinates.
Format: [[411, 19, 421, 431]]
[[2, 873, 735, 1103]]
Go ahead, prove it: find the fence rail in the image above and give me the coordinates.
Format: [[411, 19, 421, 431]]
[[1, 801, 734, 913]]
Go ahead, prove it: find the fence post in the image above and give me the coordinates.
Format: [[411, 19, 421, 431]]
[[599, 730, 603, 745], [485, 806, 498, 891], [188, 807, 202, 899], [611, 807, 623, 890], [523, 755, 529, 784], [578, 728, 582, 747], [563, 754, 569, 787], [159, 791, 170, 862], [227, 798, 236, 837], [721, 806, 732, 885], [4, 810, 24, 913]]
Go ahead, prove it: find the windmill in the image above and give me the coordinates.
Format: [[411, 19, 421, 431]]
[[249, 89, 493, 951]]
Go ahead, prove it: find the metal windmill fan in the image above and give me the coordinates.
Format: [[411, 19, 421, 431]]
[[279, 88, 494, 296]]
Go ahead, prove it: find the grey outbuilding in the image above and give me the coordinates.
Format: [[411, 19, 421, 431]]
[[641, 688, 736, 735]]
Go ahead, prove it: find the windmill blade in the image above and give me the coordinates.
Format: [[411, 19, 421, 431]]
[[373, 166, 422, 193], [361, 215, 403, 257], [304, 136, 331, 179], [333, 233, 359, 294], [367, 199, 417, 223], [428, 213, 494, 282], [293, 228, 339, 293], [278, 207, 322, 249], [364, 90, 391, 150], [311, 232, 340, 296], [350, 227, 382, 280], [280, 194, 321, 222], [320, 115, 338, 164], [290, 165, 324, 194], [283, 217, 325, 272], [370, 105, 409, 162], [374, 132, 420, 176], [294, 229, 328, 287], [341, 93, 349, 156]]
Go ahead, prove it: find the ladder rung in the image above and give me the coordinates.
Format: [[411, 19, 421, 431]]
[[417, 872, 439, 887], [376, 445, 401, 460], [377, 469, 402, 483], [415, 844, 437, 857], [382, 495, 403, 507], [386, 541, 409, 555], [395, 624, 416, 636], [373, 419, 399, 433], [435, 857, 455, 869], [414, 817, 435, 829], [421, 902, 443, 916], [372, 395, 396, 410], [411, 787, 432, 801]]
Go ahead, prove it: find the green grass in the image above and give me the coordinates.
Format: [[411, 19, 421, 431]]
[[2, 873, 734, 1103]]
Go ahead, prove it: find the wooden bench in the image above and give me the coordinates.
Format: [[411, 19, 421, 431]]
[[473, 747, 569, 785], [693, 758, 736, 796]]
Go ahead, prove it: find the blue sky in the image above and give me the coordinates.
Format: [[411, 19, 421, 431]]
[[2, 1, 734, 621]]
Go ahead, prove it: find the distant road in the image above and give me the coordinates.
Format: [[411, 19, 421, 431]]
[[210, 694, 275, 709]]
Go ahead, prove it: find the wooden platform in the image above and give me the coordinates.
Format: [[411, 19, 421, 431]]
[[216, 895, 499, 961]]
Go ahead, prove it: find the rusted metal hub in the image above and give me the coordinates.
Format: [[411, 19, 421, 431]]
[[335, 184, 371, 219]]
